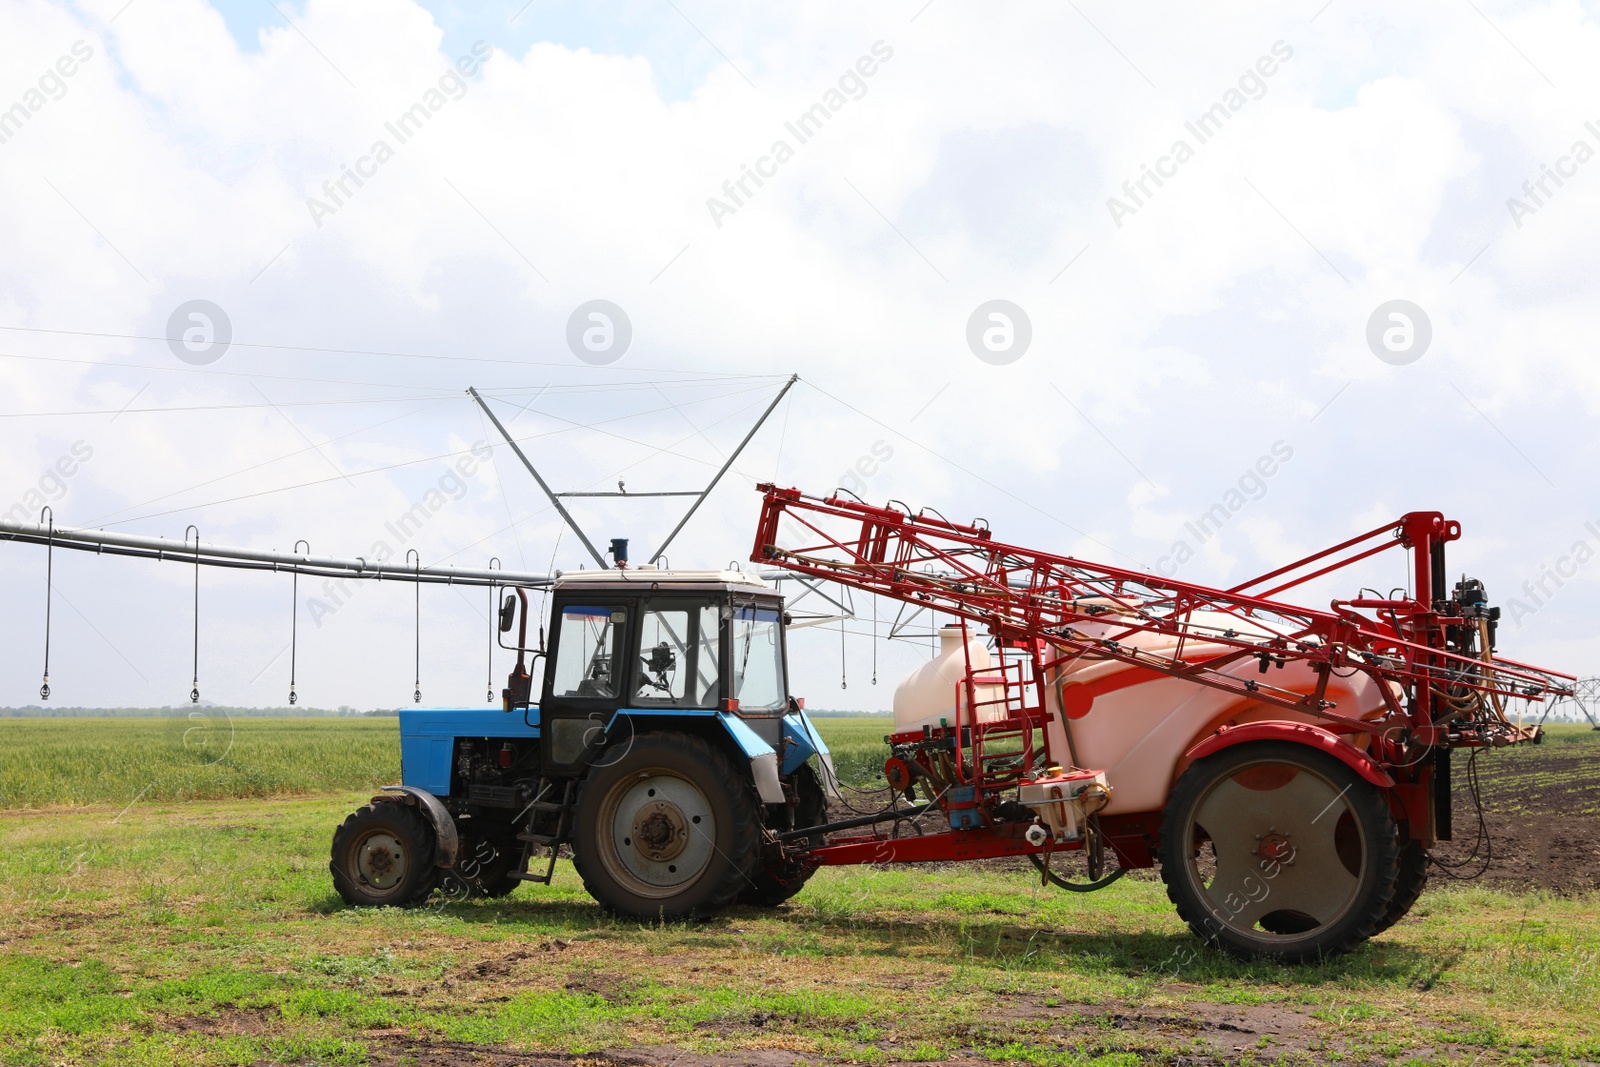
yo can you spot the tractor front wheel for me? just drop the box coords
[572,731,760,921]
[329,801,441,908]
[1158,741,1400,963]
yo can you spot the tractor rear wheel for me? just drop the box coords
[1158,741,1400,963]
[329,801,441,908]
[1373,840,1429,934]
[572,731,760,921]
[741,764,827,907]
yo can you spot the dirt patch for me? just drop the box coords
[1432,747,1600,894]
[368,1040,648,1066]
[456,941,570,981]
[161,1006,280,1038]
[367,1039,802,1067]
[157,1000,1475,1067]
[1433,807,1600,893]
[363,1012,1348,1067]
[564,969,634,1002]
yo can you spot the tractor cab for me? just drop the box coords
[496,566,796,777]
[505,567,797,779]
[332,559,834,921]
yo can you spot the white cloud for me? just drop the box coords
[1,0,1597,709]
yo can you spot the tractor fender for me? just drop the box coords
[1183,721,1395,789]
[715,713,787,805]
[380,785,460,867]
[782,711,841,799]
[607,709,787,805]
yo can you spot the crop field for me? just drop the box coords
[0,718,1597,1066]
[0,715,897,810]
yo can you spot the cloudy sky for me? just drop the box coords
[1,0,1597,713]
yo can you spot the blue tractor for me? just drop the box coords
[329,564,836,919]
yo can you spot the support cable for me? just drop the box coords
[840,613,847,690]
[650,374,798,563]
[408,549,422,704]
[290,540,308,706]
[487,557,501,703]
[40,506,53,701]
[186,524,200,703]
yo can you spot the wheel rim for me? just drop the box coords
[354,830,409,894]
[595,771,717,899]
[1182,758,1368,943]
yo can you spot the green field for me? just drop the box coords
[0,719,1597,1065]
[0,714,896,810]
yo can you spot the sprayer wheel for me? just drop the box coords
[1158,741,1400,963]
[1373,840,1429,934]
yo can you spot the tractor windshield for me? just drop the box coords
[730,605,785,712]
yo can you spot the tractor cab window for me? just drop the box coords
[635,609,688,703]
[634,605,720,707]
[553,605,625,698]
[730,605,785,712]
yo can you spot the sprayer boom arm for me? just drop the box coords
[751,485,1572,745]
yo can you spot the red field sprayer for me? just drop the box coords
[751,484,1575,961]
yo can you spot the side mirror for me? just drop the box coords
[499,593,517,633]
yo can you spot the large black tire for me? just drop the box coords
[572,731,761,921]
[741,764,827,907]
[1373,840,1429,935]
[330,801,441,908]
[1158,741,1400,963]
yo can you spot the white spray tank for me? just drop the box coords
[892,625,1008,734]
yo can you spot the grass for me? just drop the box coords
[1,794,1598,1065]
[0,719,1596,1064]
[0,714,897,810]
[0,716,401,809]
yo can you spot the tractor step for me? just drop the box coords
[511,839,562,884]
[509,865,556,884]
[508,780,577,887]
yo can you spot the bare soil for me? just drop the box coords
[354,997,1484,1067]
[1433,748,1600,893]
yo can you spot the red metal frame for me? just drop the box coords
[757,484,1575,868]
[1184,721,1395,788]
